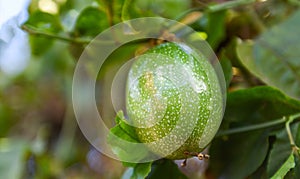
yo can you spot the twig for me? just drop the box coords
[217,113,300,137]
[21,25,90,44]
[285,114,300,154]
[21,25,118,45]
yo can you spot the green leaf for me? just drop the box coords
[107,111,155,165]
[236,40,257,69]
[109,111,157,178]
[210,130,269,179]
[271,153,295,179]
[267,123,299,177]
[24,11,62,55]
[206,10,226,49]
[122,162,152,179]
[147,159,187,179]
[220,52,233,89]
[110,111,139,142]
[73,6,109,37]
[237,10,300,100]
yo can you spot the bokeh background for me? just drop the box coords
[1,0,299,178]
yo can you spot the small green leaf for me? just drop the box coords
[237,10,300,100]
[107,111,155,165]
[267,123,299,177]
[110,111,139,142]
[109,111,156,178]
[276,152,300,179]
[271,153,295,179]
[73,6,109,37]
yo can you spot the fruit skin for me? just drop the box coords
[126,42,223,160]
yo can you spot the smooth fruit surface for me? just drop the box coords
[126,42,223,160]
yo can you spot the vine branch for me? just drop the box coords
[21,25,90,44]
[21,25,118,45]
[285,114,300,154]
[217,113,300,137]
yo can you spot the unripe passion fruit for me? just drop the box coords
[125,42,223,160]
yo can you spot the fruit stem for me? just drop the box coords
[217,113,300,137]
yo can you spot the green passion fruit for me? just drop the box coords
[125,42,223,160]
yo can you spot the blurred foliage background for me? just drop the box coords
[1,0,300,178]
